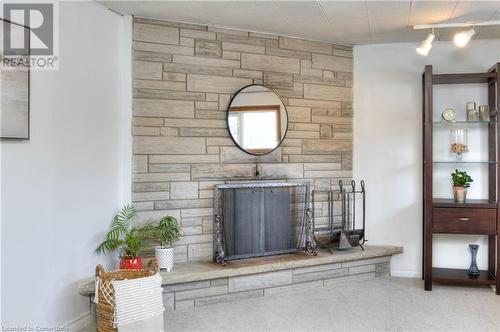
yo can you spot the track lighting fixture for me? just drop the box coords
[413,20,500,54]
[416,31,435,56]
[454,28,476,47]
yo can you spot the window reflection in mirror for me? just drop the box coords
[227,85,288,155]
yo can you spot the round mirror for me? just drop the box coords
[227,85,288,156]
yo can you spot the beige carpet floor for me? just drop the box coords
[82,277,500,331]
[163,277,500,332]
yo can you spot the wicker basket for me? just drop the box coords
[95,259,158,332]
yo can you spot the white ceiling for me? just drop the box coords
[99,1,500,45]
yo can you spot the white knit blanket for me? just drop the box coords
[111,273,164,330]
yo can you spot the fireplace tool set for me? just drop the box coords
[307,180,366,254]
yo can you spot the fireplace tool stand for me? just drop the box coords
[309,189,336,254]
[310,180,366,252]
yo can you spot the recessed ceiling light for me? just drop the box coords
[416,32,435,56]
[454,28,476,47]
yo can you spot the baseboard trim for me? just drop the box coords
[391,270,421,278]
[66,311,92,332]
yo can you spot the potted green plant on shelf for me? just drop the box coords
[141,216,183,272]
[95,205,145,269]
[451,169,473,203]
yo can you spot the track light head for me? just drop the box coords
[454,28,475,47]
[416,32,435,56]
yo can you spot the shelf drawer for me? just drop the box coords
[432,208,497,234]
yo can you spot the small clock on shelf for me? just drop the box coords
[441,107,456,122]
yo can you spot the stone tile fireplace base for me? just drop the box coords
[164,248,398,310]
[79,245,402,311]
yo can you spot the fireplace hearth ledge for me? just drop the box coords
[79,245,402,309]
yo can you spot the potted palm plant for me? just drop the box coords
[451,169,473,203]
[152,216,182,271]
[95,205,145,269]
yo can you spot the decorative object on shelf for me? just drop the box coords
[479,105,490,121]
[467,244,480,278]
[141,215,183,272]
[95,205,146,270]
[449,128,469,160]
[466,102,479,121]
[441,107,456,122]
[94,259,163,332]
[451,169,473,203]
[227,84,288,156]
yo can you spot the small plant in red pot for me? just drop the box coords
[95,205,144,269]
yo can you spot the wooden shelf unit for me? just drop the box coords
[432,268,496,286]
[432,198,497,209]
[422,63,500,294]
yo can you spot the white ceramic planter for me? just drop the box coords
[155,246,174,272]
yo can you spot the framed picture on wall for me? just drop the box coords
[0,18,30,140]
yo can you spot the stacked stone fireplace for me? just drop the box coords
[131,17,353,263]
[80,16,403,315]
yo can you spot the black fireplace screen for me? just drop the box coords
[214,182,310,263]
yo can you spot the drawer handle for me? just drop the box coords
[458,217,470,221]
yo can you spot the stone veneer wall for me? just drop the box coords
[131,17,353,262]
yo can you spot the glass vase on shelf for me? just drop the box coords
[450,128,468,160]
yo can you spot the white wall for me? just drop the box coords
[1,2,131,327]
[353,39,500,277]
